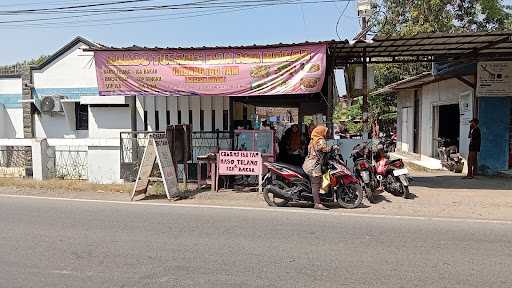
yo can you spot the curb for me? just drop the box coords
[403,159,441,173]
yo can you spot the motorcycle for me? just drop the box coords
[351,142,381,204]
[436,138,464,173]
[262,146,363,209]
[374,146,411,199]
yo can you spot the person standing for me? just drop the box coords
[465,118,481,179]
[302,125,331,210]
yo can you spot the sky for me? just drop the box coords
[0,0,362,94]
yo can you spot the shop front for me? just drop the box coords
[89,42,337,180]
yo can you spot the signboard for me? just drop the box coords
[94,44,326,96]
[477,62,512,97]
[217,150,262,192]
[131,133,179,201]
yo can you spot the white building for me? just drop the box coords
[0,37,231,183]
[381,63,512,175]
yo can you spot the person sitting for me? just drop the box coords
[302,125,331,210]
[285,124,304,166]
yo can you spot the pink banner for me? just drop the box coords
[218,150,262,175]
[94,44,326,96]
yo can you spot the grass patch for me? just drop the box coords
[0,177,132,193]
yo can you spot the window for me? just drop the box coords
[189,110,193,127]
[144,111,148,131]
[177,110,182,124]
[75,104,88,130]
[155,111,160,131]
[200,110,205,131]
[166,111,170,126]
[212,110,216,131]
[223,109,229,131]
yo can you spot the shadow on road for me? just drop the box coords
[411,174,512,191]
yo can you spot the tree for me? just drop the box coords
[375,0,512,37]
[0,55,49,71]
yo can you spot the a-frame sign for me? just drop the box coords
[130,133,179,201]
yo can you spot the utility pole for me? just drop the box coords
[361,15,369,139]
[357,0,374,139]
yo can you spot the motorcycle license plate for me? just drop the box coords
[393,168,408,176]
[360,171,370,183]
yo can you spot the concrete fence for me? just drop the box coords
[0,138,122,183]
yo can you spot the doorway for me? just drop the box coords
[509,101,512,168]
[413,91,420,153]
[437,104,460,149]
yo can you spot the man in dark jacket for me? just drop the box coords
[465,118,481,179]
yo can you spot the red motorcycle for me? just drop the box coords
[262,146,363,209]
[374,145,411,199]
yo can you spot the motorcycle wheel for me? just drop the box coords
[263,180,290,207]
[401,184,411,199]
[337,184,363,209]
[454,163,464,173]
[365,185,376,204]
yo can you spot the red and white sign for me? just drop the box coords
[218,150,262,175]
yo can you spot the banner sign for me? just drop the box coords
[477,61,512,97]
[94,44,326,96]
[218,150,262,175]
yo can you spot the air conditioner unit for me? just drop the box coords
[41,96,63,113]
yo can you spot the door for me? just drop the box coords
[413,91,420,153]
[432,105,439,158]
[401,107,413,152]
[459,91,473,158]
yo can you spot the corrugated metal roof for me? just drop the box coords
[85,40,341,51]
[333,31,512,65]
[84,31,512,66]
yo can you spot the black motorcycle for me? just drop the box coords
[351,142,381,204]
[436,138,464,173]
[262,146,363,209]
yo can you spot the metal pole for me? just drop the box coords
[361,16,370,140]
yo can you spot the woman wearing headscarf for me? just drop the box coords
[302,125,331,210]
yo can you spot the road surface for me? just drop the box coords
[1,195,511,288]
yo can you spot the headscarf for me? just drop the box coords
[310,125,328,147]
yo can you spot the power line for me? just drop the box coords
[335,0,351,40]
[0,0,349,15]
[0,0,352,27]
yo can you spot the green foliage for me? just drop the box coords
[360,0,512,131]
[333,98,371,134]
[374,0,512,37]
[0,55,49,70]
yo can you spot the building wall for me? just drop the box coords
[0,77,23,138]
[32,43,97,89]
[88,106,131,139]
[420,78,472,157]
[31,42,98,139]
[478,97,511,174]
[396,90,414,153]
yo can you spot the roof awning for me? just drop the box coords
[371,72,435,96]
[332,31,512,66]
[85,31,512,67]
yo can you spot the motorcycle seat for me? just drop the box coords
[386,159,401,165]
[272,162,309,179]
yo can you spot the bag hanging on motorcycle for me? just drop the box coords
[321,171,330,193]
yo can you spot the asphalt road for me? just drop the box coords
[1,196,512,288]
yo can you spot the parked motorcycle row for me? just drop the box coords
[261,139,412,209]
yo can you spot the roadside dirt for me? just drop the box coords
[1,171,511,221]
